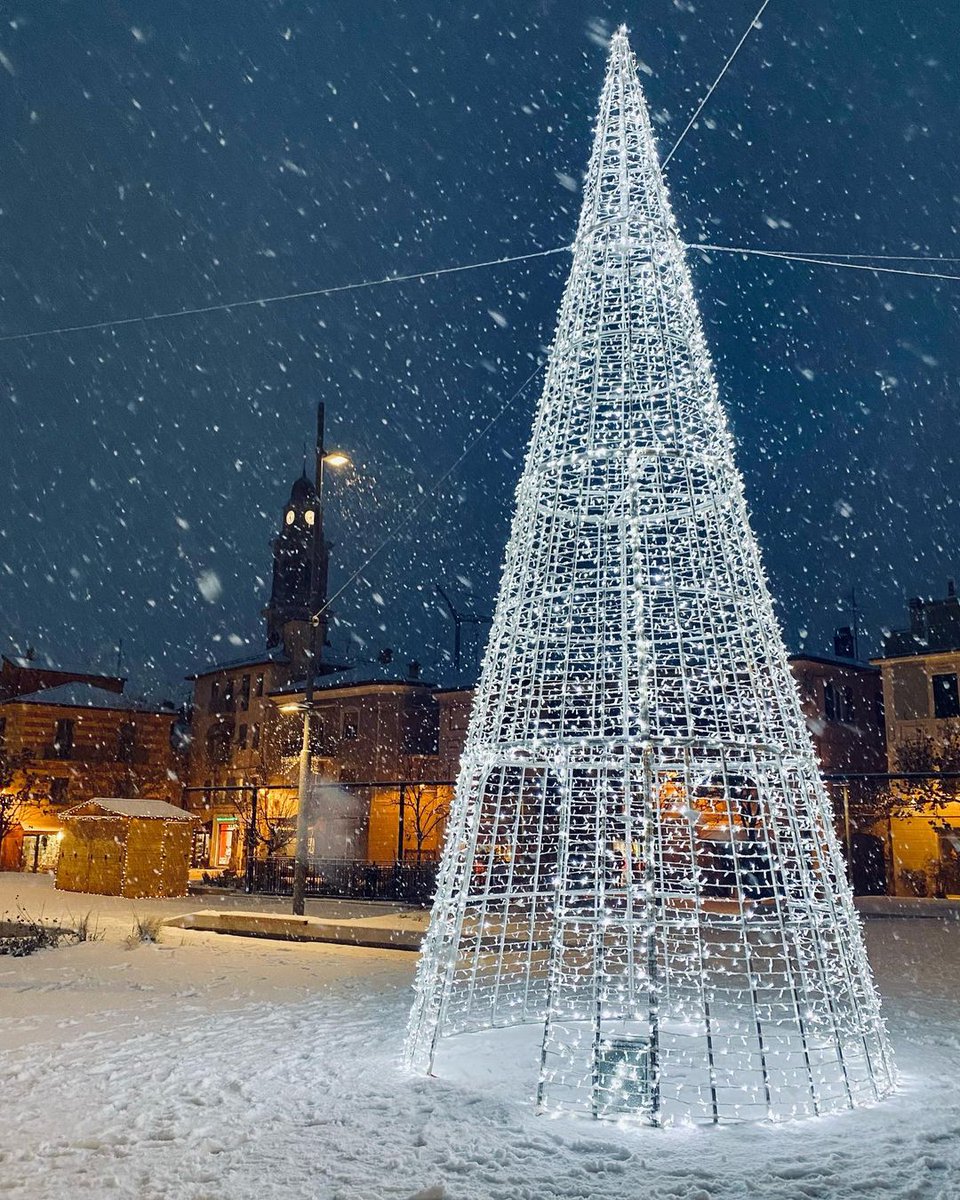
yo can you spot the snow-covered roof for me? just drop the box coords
[3,682,167,712]
[186,648,291,680]
[272,661,435,697]
[2,653,125,681]
[787,652,879,672]
[64,798,196,821]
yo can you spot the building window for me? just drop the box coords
[250,723,260,751]
[50,777,69,804]
[824,682,853,723]
[0,717,6,750]
[255,673,264,698]
[206,723,232,767]
[209,680,220,714]
[342,710,359,741]
[309,718,325,755]
[933,673,960,719]
[117,722,136,764]
[240,674,251,712]
[223,678,235,712]
[52,719,74,760]
[237,723,248,750]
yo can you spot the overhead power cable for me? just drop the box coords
[691,242,960,283]
[3,237,957,348]
[0,245,569,345]
[662,0,773,168]
[312,362,545,627]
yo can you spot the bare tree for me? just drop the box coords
[398,784,450,864]
[0,749,35,866]
[230,786,298,862]
[888,728,960,815]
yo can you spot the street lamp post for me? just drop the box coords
[291,446,351,916]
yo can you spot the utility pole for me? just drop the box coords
[292,405,351,916]
[244,786,259,894]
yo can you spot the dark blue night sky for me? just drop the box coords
[1,1,957,698]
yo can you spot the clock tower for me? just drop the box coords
[263,405,331,669]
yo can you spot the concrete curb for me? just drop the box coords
[164,909,424,950]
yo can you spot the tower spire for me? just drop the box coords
[406,30,893,1124]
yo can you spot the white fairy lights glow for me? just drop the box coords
[405,27,894,1125]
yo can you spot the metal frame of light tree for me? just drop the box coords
[406,27,894,1124]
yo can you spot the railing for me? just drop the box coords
[251,857,438,904]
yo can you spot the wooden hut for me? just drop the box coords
[56,798,196,898]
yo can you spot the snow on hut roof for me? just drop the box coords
[64,798,197,821]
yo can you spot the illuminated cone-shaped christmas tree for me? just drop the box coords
[407,27,893,1124]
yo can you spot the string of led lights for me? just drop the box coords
[405,26,894,1126]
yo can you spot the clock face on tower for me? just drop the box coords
[285,510,295,525]
[304,509,316,526]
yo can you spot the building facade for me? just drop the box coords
[872,584,960,896]
[269,657,448,865]
[787,652,886,773]
[0,682,184,872]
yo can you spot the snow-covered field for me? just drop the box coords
[1,875,959,1200]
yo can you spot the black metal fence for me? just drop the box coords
[251,856,439,904]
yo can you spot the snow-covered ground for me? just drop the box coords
[1,875,958,1200]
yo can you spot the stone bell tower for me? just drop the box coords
[263,404,330,669]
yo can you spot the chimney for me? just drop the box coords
[378,647,394,665]
[833,627,855,659]
[948,578,957,599]
[408,660,421,681]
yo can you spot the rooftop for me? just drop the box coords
[787,652,879,672]
[186,648,290,680]
[2,654,125,682]
[64,798,196,822]
[3,682,171,713]
[272,660,435,697]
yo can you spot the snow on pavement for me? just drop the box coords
[1,877,959,1199]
